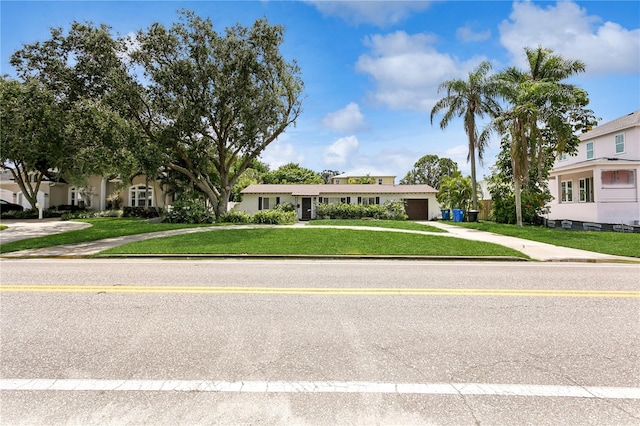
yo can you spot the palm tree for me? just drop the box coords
[430,61,501,210]
[484,46,591,227]
[503,47,587,184]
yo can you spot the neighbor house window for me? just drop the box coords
[586,142,594,159]
[69,187,92,208]
[561,181,573,202]
[615,134,625,154]
[558,153,568,161]
[579,177,594,202]
[378,178,383,185]
[130,185,153,207]
[601,170,635,187]
[334,179,340,184]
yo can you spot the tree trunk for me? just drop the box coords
[536,144,544,187]
[10,168,40,210]
[513,158,523,227]
[469,140,478,211]
[214,185,231,220]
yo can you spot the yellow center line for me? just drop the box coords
[0,285,638,298]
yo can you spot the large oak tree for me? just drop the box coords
[9,10,303,218]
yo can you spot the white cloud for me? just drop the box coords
[499,1,640,75]
[305,0,433,26]
[261,139,305,169]
[323,135,359,166]
[356,31,486,110]
[456,26,491,43]
[322,102,369,133]
[444,144,470,166]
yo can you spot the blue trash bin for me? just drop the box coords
[453,209,464,222]
[441,209,450,220]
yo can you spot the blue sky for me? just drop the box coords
[2,1,639,181]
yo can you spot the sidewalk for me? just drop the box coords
[1,219,638,263]
[424,221,639,263]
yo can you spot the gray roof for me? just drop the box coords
[581,110,640,140]
[241,184,437,196]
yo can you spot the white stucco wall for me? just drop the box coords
[235,192,440,220]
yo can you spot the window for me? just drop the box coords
[334,179,340,184]
[69,187,92,208]
[378,178,383,185]
[586,142,594,159]
[558,153,568,161]
[579,177,594,202]
[358,196,379,205]
[258,197,280,210]
[320,197,349,204]
[561,181,573,202]
[601,170,635,187]
[70,187,78,206]
[130,185,153,207]
[615,134,625,154]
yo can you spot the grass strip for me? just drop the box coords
[0,218,214,254]
[450,221,640,258]
[308,219,446,233]
[101,227,528,258]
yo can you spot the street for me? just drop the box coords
[1,259,639,425]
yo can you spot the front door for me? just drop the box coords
[301,197,312,220]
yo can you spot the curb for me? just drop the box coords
[93,254,530,261]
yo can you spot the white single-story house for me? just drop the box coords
[235,183,440,220]
[0,170,170,211]
[547,110,640,225]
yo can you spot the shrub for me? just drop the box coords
[164,199,214,224]
[220,211,251,224]
[274,202,296,212]
[0,209,36,220]
[251,210,297,225]
[315,201,407,220]
[491,189,550,225]
[123,207,161,219]
[61,210,123,220]
[382,200,408,220]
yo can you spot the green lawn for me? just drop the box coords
[0,218,215,254]
[308,219,446,233]
[450,221,640,258]
[101,227,527,258]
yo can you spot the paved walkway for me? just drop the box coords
[422,221,638,263]
[0,219,638,263]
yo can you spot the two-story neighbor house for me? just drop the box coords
[330,173,396,185]
[0,171,169,211]
[547,110,640,226]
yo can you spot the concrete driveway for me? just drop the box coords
[0,219,91,244]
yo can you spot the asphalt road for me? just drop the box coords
[1,259,639,425]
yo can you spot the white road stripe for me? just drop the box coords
[1,379,638,399]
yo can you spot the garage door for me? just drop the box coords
[405,199,429,220]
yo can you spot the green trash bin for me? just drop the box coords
[441,209,450,220]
